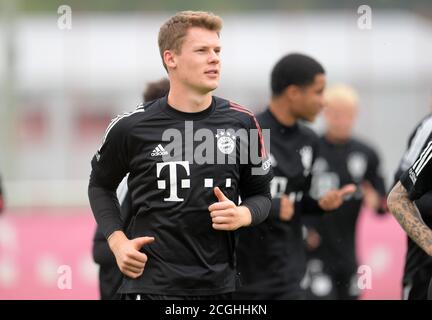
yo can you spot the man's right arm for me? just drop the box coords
[88,113,154,278]
[88,180,124,241]
[88,117,129,240]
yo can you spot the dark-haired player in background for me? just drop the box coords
[235,54,355,300]
[304,84,387,300]
[390,111,432,300]
[142,78,170,103]
[88,11,273,300]
[92,78,170,300]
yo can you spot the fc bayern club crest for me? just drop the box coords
[216,131,236,155]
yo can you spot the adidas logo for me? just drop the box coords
[151,144,169,157]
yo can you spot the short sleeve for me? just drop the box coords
[239,113,273,198]
[400,141,432,201]
[90,114,131,191]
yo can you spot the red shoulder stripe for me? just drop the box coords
[229,102,267,158]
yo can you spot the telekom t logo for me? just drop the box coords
[157,161,191,202]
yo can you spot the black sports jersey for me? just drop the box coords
[308,136,386,272]
[394,114,432,298]
[88,96,273,295]
[236,108,321,296]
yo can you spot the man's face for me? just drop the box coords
[323,98,357,140]
[170,27,221,94]
[293,74,326,122]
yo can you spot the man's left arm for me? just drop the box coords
[237,115,273,227]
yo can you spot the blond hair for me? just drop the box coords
[325,84,359,106]
[158,11,223,70]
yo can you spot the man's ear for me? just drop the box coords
[284,85,301,101]
[163,50,177,70]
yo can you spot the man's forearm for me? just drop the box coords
[388,181,432,256]
[88,183,124,239]
[267,197,282,220]
[241,194,271,226]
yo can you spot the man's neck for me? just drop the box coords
[269,97,297,127]
[167,82,213,113]
[325,132,349,145]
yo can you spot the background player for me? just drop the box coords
[304,84,387,300]
[235,54,356,300]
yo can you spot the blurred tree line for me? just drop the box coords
[14,0,432,13]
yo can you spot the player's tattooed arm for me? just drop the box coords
[388,181,432,256]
